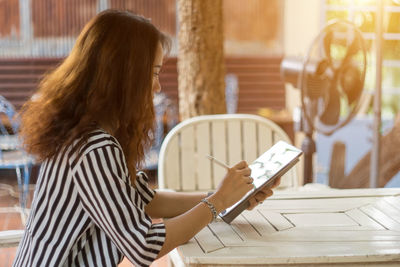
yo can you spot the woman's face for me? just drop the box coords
[152,42,164,94]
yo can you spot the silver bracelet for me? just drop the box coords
[201,198,218,222]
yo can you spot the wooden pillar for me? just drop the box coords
[177,0,226,120]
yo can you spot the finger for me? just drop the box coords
[254,193,264,203]
[271,177,281,189]
[245,176,254,184]
[256,188,273,201]
[245,183,255,193]
[233,160,248,170]
[259,184,271,193]
[238,167,252,177]
[260,186,274,195]
[247,198,257,210]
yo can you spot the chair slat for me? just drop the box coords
[181,126,196,191]
[163,135,181,190]
[272,131,295,188]
[211,121,227,188]
[258,124,273,153]
[196,122,212,190]
[227,120,242,166]
[243,121,258,163]
[280,169,295,188]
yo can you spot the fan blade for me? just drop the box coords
[304,60,331,100]
[340,63,363,105]
[323,31,333,60]
[319,82,341,126]
[339,32,360,71]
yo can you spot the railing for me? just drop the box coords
[0,56,286,113]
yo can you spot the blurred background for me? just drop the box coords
[1,0,400,265]
[1,0,399,186]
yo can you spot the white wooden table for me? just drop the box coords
[173,188,400,267]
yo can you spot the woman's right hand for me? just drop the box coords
[208,161,254,212]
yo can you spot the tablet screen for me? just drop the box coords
[250,140,302,189]
[220,141,302,217]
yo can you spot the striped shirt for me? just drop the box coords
[13,130,166,267]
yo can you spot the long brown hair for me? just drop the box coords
[20,9,170,177]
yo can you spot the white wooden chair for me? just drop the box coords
[158,114,299,192]
[0,229,24,248]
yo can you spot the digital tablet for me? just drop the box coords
[219,140,303,224]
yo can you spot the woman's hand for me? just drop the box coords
[247,177,281,210]
[208,161,254,212]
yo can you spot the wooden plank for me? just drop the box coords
[285,225,385,231]
[177,238,206,263]
[329,141,346,188]
[0,65,54,72]
[0,90,35,96]
[345,208,385,230]
[271,188,400,200]
[225,56,283,64]
[194,226,224,253]
[230,214,261,241]
[226,120,241,166]
[373,199,400,224]
[266,229,400,242]
[163,134,181,190]
[196,122,212,190]
[180,241,400,266]
[181,126,196,191]
[0,74,40,80]
[284,212,359,227]
[208,221,243,246]
[242,121,258,163]
[235,74,282,82]
[361,205,400,231]
[383,196,400,212]
[261,197,379,213]
[242,209,277,236]
[0,58,62,64]
[257,210,293,231]
[211,121,227,188]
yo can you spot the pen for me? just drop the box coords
[205,155,229,169]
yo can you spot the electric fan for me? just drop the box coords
[281,20,368,183]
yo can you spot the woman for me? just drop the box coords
[13,10,278,267]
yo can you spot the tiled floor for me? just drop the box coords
[0,173,168,267]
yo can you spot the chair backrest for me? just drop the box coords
[158,114,298,192]
[0,95,19,135]
[0,230,24,248]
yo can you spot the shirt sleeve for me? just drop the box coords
[72,144,165,267]
[134,171,156,205]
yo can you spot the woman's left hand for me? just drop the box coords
[247,177,281,210]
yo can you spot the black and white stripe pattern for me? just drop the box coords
[13,130,165,267]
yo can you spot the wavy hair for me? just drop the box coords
[20,9,170,178]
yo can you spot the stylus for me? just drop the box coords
[205,155,229,169]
